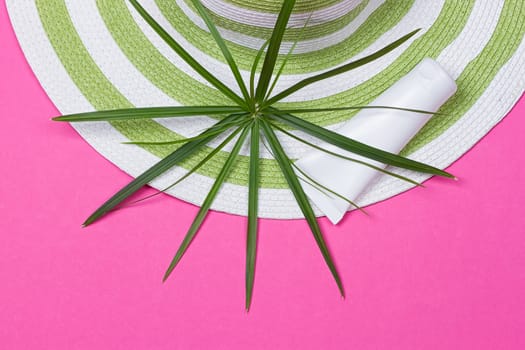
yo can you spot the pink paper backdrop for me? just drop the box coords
[1,3,524,349]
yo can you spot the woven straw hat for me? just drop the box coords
[7,0,525,218]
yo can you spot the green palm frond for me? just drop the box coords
[54,0,454,310]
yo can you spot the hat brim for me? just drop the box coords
[7,0,525,218]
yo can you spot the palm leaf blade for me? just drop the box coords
[268,111,454,178]
[53,106,245,122]
[270,122,422,187]
[82,114,245,226]
[250,39,271,100]
[163,125,251,281]
[260,120,345,297]
[264,13,312,101]
[190,0,250,101]
[246,121,260,311]
[275,105,440,116]
[291,163,367,214]
[254,0,296,102]
[264,29,420,105]
[121,123,249,207]
[128,0,246,107]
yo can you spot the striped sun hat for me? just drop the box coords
[7,0,525,218]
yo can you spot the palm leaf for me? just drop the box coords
[246,121,260,311]
[118,122,250,208]
[269,122,422,187]
[274,105,441,116]
[265,12,312,101]
[291,162,367,214]
[250,39,270,101]
[261,138,367,214]
[190,0,251,102]
[260,120,344,297]
[263,29,420,106]
[82,113,246,226]
[267,110,454,178]
[254,0,296,102]
[163,125,251,281]
[53,106,245,122]
[128,0,247,108]
[50,0,458,309]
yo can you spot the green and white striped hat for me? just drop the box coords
[7,0,525,218]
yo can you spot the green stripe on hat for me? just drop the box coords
[404,0,525,155]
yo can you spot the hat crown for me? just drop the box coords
[203,0,367,48]
[228,0,364,12]
[209,0,366,16]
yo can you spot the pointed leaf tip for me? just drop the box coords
[161,126,251,286]
[260,121,345,298]
[162,273,169,283]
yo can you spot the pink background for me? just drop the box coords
[1,2,524,349]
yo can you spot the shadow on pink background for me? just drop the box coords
[1,2,524,349]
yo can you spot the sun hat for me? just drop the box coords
[7,0,525,219]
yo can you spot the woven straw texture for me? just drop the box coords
[7,0,525,218]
